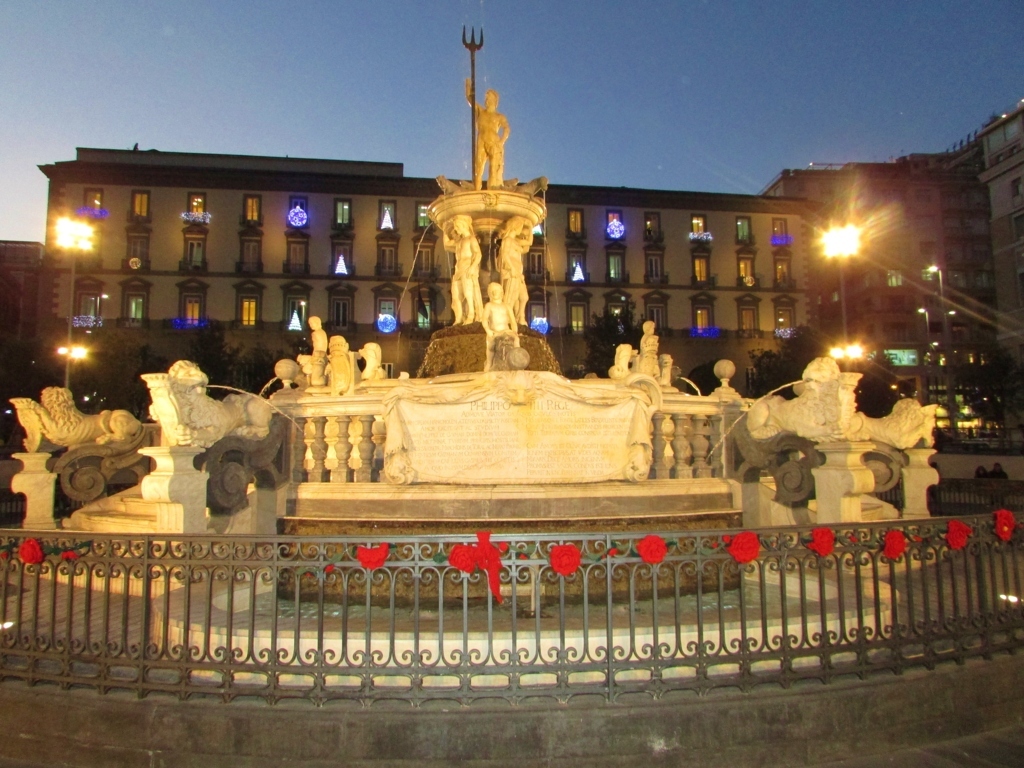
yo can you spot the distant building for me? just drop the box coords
[762,152,996,425]
[0,240,44,338]
[977,100,1024,355]
[38,148,814,391]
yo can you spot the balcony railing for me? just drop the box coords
[774,277,796,290]
[178,259,207,273]
[236,260,263,274]
[121,258,150,272]
[375,263,405,278]
[0,515,1020,706]
[691,275,717,288]
[565,268,590,283]
[644,272,669,285]
[282,260,310,275]
[605,270,629,284]
[525,269,549,284]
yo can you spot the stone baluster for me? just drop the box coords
[671,414,693,479]
[291,416,308,483]
[354,415,376,483]
[691,415,711,478]
[371,418,387,482]
[331,416,352,483]
[650,413,666,479]
[309,416,328,483]
[659,415,675,478]
[708,415,723,478]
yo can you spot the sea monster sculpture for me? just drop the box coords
[10,387,143,452]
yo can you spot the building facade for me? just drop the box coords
[0,240,44,339]
[38,148,813,391]
[763,153,997,425]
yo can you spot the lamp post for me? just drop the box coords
[927,265,957,435]
[55,217,94,389]
[822,225,861,341]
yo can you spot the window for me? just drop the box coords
[646,252,662,281]
[334,199,352,228]
[691,215,707,234]
[333,244,352,276]
[183,295,203,325]
[240,297,259,327]
[738,256,754,282]
[694,306,712,330]
[379,201,396,230]
[84,189,103,211]
[607,252,623,281]
[975,270,994,288]
[131,190,150,219]
[528,302,546,326]
[886,270,903,287]
[527,250,544,278]
[78,293,100,317]
[378,246,398,276]
[1013,212,1024,241]
[532,221,544,237]
[568,208,584,236]
[287,196,308,227]
[644,212,661,240]
[1012,178,1022,199]
[740,306,757,331]
[126,294,146,322]
[285,297,307,330]
[416,203,431,229]
[186,239,204,267]
[378,298,397,319]
[330,297,351,328]
[568,251,587,282]
[287,240,308,271]
[775,307,794,330]
[693,255,709,283]
[774,258,791,286]
[735,216,752,244]
[240,240,261,272]
[949,270,967,288]
[127,235,149,263]
[570,303,586,333]
[417,296,432,329]
[605,210,625,239]
[647,304,665,330]
[243,195,261,223]
[188,193,206,214]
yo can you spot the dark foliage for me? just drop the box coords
[582,304,643,376]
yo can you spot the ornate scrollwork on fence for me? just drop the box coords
[197,415,288,515]
[51,424,157,503]
[729,416,823,505]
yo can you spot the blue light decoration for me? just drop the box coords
[689,232,713,243]
[690,326,721,338]
[75,207,109,220]
[606,216,625,240]
[72,315,103,328]
[180,212,212,225]
[334,255,349,275]
[376,313,398,333]
[287,310,303,331]
[571,263,586,282]
[171,317,209,330]
[287,205,308,228]
[771,234,794,247]
[774,327,797,339]
[529,317,550,334]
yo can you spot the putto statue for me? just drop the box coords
[10,387,143,452]
[746,357,861,443]
[637,321,661,377]
[608,344,635,381]
[849,398,939,450]
[481,282,525,372]
[142,361,272,449]
[466,84,510,190]
[358,343,387,382]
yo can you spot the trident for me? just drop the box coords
[462,25,483,186]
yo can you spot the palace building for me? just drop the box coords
[38,148,813,390]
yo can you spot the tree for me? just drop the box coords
[746,327,824,398]
[853,353,901,418]
[582,304,643,377]
[186,324,239,392]
[954,347,1024,427]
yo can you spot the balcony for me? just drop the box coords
[691,275,717,288]
[178,259,207,273]
[605,270,629,284]
[116,317,149,329]
[525,269,550,285]
[238,215,263,227]
[282,260,310,275]
[413,265,438,280]
[565,228,587,243]
[229,320,265,331]
[736,275,760,288]
[689,326,723,339]
[736,329,765,339]
[126,212,151,225]
[121,258,150,272]
[565,267,590,283]
[774,277,796,290]
[644,272,669,285]
[688,232,713,245]
[643,230,664,244]
[235,260,263,275]
[375,263,405,278]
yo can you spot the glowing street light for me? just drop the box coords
[55,216,95,388]
[57,346,87,360]
[822,224,861,341]
[829,344,864,360]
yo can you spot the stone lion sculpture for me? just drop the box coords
[142,360,272,449]
[746,357,861,443]
[848,399,939,450]
[10,387,142,452]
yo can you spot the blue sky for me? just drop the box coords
[0,0,1021,242]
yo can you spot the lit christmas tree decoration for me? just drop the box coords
[334,255,349,275]
[288,310,303,331]
[571,263,585,282]
[380,208,394,230]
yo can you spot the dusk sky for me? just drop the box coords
[0,0,1021,243]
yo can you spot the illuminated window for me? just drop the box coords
[568,251,587,282]
[417,297,432,329]
[772,218,787,237]
[243,195,261,223]
[186,239,204,267]
[740,306,757,331]
[774,258,791,284]
[693,256,709,282]
[286,297,307,329]
[416,203,431,229]
[379,201,396,230]
[333,244,351,275]
[78,294,100,317]
[568,208,584,235]
[694,306,712,330]
[131,190,150,219]
[691,215,707,234]
[126,294,145,321]
[738,256,754,280]
[776,307,794,329]
[84,188,103,210]
[188,193,206,214]
[378,298,397,319]
[183,295,203,325]
[607,252,623,281]
[736,216,752,244]
[240,297,258,327]
[334,199,351,227]
[644,212,661,240]
[886,270,904,287]
[606,210,625,239]
[570,304,586,332]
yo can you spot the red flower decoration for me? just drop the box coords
[637,535,668,564]
[18,538,44,565]
[604,547,619,559]
[324,563,336,574]
[726,532,760,564]
[945,520,972,551]
[356,543,389,570]
[994,510,1016,542]
[883,530,907,561]
[549,544,582,576]
[0,551,8,560]
[60,550,79,561]
[807,528,835,558]
[448,543,477,573]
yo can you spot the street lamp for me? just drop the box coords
[829,344,864,360]
[55,217,94,389]
[926,265,957,434]
[822,225,861,341]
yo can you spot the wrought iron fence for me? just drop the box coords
[0,516,1022,706]
[0,491,24,528]
[929,479,1024,517]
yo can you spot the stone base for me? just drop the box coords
[416,322,561,377]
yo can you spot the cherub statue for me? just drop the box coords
[481,282,521,372]
[637,320,661,377]
[466,84,510,190]
[444,214,483,325]
[608,344,636,381]
[308,316,328,387]
[328,335,354,396]
[10,387,143,452]
[496,215,533,326]
[358,343,387,381]
[142,361,272,448]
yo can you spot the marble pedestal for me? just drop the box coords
[10,452,57,530]
[901,447,939,519]
[811,442,876,524]
[139,447,209,533]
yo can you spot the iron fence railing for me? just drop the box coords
[0,491,24,528]
[0,516,1022,706]
[929,479,1024,517]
